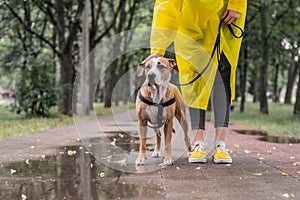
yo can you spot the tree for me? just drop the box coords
[294,61,300,115]
[3,0,85,115]
[0,1,58,116]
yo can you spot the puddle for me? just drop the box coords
[234,129,268,136]
[259,135,300,144]
[0,145,165,200]
[234,129,300,144]
[90,131,154,152]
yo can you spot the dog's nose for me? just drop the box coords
[148,72,156,79]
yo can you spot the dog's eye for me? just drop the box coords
[145,65,151,69]
[157,64,166,69]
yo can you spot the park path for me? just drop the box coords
[0,109,299,199]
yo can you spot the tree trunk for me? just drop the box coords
[272,63,279,102]
[81,0,90,115]
[259,2,269,114]
[240,47,248,113]
[59,52,74,115]
[293,68,300,115]
[56,0,84,115]
[89,40,95,110]
[284,53,299,104]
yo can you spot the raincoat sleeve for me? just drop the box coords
[150,0,183,55]
[227,0,247,13]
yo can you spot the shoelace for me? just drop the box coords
[193,144,206,152]
[216,145,229,154]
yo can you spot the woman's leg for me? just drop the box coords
[189,107,206,142]
[211,53,232,163]
[188,107,208,163]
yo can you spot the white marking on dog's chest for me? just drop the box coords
[146,86,167,125]
[146,106,166,125]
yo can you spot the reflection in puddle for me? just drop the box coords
[82,131,162,173]
[234,129,300,144]
[234,129,268,136]
[0,145,165,200]
[260,135,300,144]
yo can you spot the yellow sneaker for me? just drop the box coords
[213,141,232,164]
[188,142,207,163]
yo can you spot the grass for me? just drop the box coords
[229,102,300,136]
[0,106,74,140]
[1,100,299,141]
[0,102,135,141]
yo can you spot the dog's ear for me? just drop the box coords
[168,59,178,72]
[136,63,145,77]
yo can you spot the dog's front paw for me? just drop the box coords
[163,159,174,166]
[135,156,147,166]
[151,151,161,158]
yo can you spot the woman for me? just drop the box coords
[143,0,247,163]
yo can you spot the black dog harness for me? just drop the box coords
[138,90,175,129]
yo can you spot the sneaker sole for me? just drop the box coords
[213,157,232,164]
[188,157,207,163]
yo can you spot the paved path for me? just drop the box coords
[0,109,299,199]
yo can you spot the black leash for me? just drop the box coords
[171,17,244,86]
[138,90,176,129]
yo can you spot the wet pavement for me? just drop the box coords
[0,110,300,199]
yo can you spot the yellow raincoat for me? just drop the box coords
[150,0,247,109]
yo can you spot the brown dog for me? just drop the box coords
[135,57,191,166]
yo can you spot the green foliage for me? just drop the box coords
[231,102,300,136]
[11,54,59,117]
[0,106,73,140]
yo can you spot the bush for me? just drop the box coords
[12,54,59,117]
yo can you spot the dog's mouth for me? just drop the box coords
[147,80,159,88]
[147,77,156,86]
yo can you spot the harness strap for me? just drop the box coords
[138,90,176,129]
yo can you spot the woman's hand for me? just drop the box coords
[141,53,162,64]
[222,9,241,24]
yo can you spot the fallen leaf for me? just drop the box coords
[244,150,250,154]
[21,194,27,200]
[99,172,105,178]
[110,138,117,146]
[291,193,295,198]
[10,169,16,175]
[293,162,300,166]
[283,193,289,198]
[159,163,166,168]
[67,150,77,156]
[282,172,288,176]
[252,172,262,176]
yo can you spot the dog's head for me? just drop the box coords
[136,57,177,87]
